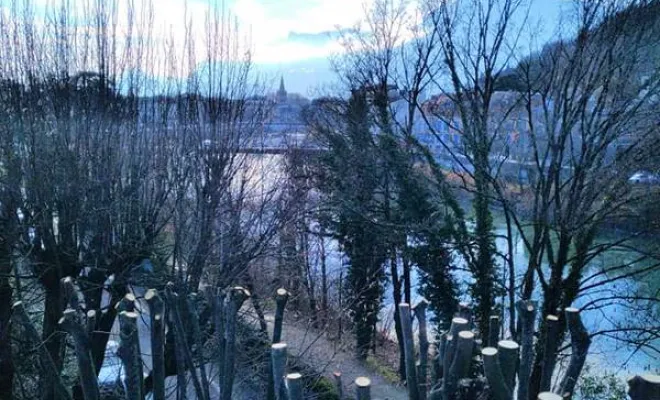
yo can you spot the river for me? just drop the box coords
[248,153,658,376]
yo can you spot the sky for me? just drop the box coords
[226,0,570,95]
[3,0,572,96]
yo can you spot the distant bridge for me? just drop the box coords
[238,146,327,155]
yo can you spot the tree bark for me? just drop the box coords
[558,308,591,399]
[0,274,13,399]
[482,347,512,400]
[627,374,660,400]
[390,253,406,381]
[399,303,420,400]
[145,289,166,400]
[59,309,99,400]
[355,377,372,400]
[517,300,537,400]
[12,301,71,400]
[118,311,143,400]
[414,300,430,400]
[539,315,560,393]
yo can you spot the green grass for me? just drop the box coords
[365,356,400,385]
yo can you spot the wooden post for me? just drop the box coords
[118,311,143,400]
[558,308,591,399]
[271,343,288,400]
[59,309,99,400]
[145,289,166,400]
[482,347,512,400]
[399,303,420,400]
[355,377,372,400]
[286,372,303,400]
[516,300,537,400]
[627,374,660,400]
[413,299,429,400]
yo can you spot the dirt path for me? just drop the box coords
[256,312,408,400]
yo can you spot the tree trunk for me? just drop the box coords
[319,232,328,315]
[402,255,411,305]
[0,275,13,399]
[42,286,65,400]
[399,303,419,400]
[471,134,496,339]
[390,254,406,381]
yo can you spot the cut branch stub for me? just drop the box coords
[286,372,303,400]
[164,282,206,400]
[497,340,520,392]
[432,334,446,385]
[399,303,420,400]
[117,311,143,400]
[273,288,289,344]
[443,330,475,399]
[355,376,372,400]
[442,334,454,383]
[187,292,211,400]
[332,371,344,400]
[444,317,468,379]
[457,302,472,328]
[558,308,591,399]
[145,289,166,400]
[61,276,80,311]
[413,299,430,400]
[627,374,660,400]
[488,315,500,347]
[539,314,560,393]
[516,300,537,400]
[269,288,289,400]
[482,347,511,400]
[221,286,251,400]
[59,309,99,400]
[537,393,562,400]
[86,310,96,337]
[271,343,288,400]
[449,317,469,338]
[451,331,475,380]
[115,293,136,313]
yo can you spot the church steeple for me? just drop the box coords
[277,76,287,101]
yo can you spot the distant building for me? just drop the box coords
[277,76,288,102]
[265,77,309,137]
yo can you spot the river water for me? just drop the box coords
[249,153,657,376]
[378,221,658,377]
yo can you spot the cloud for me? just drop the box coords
[287,31,339,46]
[231,0,372,63]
